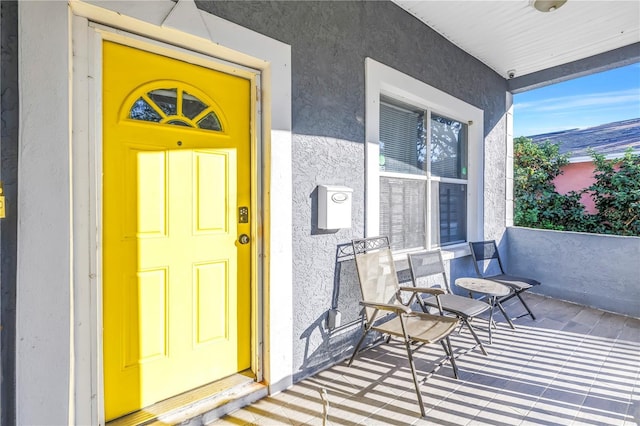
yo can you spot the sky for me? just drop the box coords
[513,62,640,138]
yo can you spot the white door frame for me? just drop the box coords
[17,1,293,424]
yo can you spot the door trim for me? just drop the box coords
[17,0,293,423]
[16,2,293,425]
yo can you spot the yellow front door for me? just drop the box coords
[102,41,252,420]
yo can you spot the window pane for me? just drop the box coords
[197,112,223,131]
[166,120,192,127]
[431,182,466,246]
[430,114,467,179]
[129,98,162,122]
[380,176,426,250]
[183,92,207,119]
[148,88,178,116]
[379,102,426,175]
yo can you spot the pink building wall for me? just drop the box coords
[553,161,597,213]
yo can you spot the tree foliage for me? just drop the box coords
[513,136,639,236]
[588,149,640,236]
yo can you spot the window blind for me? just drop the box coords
[379,102,425,175]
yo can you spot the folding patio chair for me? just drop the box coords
[408,250,490,355]
[468,240,541,320]
[349,236,460,418]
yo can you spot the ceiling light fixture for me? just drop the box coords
[531,0,567,12]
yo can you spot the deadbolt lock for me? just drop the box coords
[239,206,249,224]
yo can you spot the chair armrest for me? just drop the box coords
[398,286,446,315]
[398,286,445,296]
[409,310,459,325]
[360,301,411,315]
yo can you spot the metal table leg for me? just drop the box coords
[488,295,495,344]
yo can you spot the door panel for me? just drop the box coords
[126,269,168,365]
[194,261,229,344]
[103,41,251,420]
[194,151,229,233]
[128,148,168,237]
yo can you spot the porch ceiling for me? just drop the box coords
[392,0,640,79]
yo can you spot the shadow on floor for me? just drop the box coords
[213,293,640,426]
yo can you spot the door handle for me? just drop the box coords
[238,234,250,245]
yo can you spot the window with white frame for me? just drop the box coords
[379,98,468,250]
[365,58,483,254]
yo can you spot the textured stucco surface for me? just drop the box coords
[484,116,510,244]
[291,135,365,378]
[507,227,640,318]
[196,1,507,140]
[508,42,640,94]
[553,162,598,213]
[1,2,18,424]
[7,0,636,421]
[16,3,73,423]
[197,0,510,380]
[5,0,514,407]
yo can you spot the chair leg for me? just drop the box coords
[516,291,536,320]
[347,328,370,367]
[498,291,517,305]
[500,289,536,321]
[440,337,459,379]
[416,295,429,314]
[495,301,516,330]
[463,318,488,356]
[403,338,427,418]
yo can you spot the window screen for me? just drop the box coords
[380,176,426,251]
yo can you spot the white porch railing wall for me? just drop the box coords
[506,226,640,318]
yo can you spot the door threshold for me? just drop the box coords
[107,371,267,425]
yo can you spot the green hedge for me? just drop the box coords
[514,137,639,236]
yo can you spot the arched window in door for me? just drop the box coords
[124,82,226,132]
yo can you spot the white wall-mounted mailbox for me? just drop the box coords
[318,185,353,229]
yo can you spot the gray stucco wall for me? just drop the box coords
[1,1,18,424]
[197,1,510,381]
[0,0,513,406]
[507,227,640,318]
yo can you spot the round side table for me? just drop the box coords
[455,277,513,344]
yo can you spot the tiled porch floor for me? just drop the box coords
[211,294,640,425]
